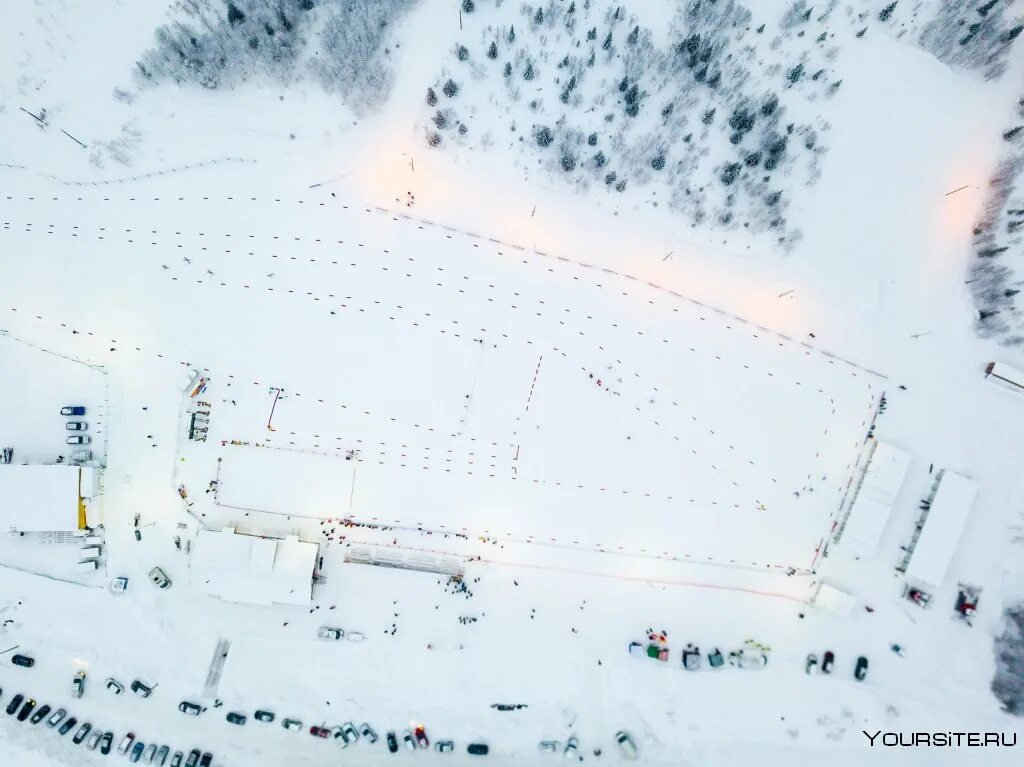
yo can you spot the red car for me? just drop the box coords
[309,725,331,739]
[414,725,430,749]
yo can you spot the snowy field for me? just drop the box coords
[2,0,1024,766]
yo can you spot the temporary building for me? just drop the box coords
[839,441,912,559]
[0,464,93,532]
[190,526,318,607]
[905,472,978,588]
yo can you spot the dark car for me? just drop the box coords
[226,711,246,725]
[467,743,490,756]
[61,406,86,416]
[199,753,213,767]
[99,732,114,755]
[170,752,183,767]
[58,716,78,736]
[130,741,145,763]
[821,650,835,674]
[130,680,154,698]
[6,693,24,715]
[386,731,399,753]
[72,722,92,744]
[185,749,201,767]
[178,701,203,715]
[11,654,35,668]
[17,698,36,721]
[254,710,275,723]
[309,725,331,738]
[414,725,429,749]
[854,656,869,681]
[156,745,170,765]
[29,704,51,724]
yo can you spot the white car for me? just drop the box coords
[65,421,88,431]
[615,731,638,759]
[402,730,416,751]
[105,678,124,695]
[72,671,86,698]
[86,729,103,750]
[728,649,768,669]
[282,718,302,731]
[359,723,378,743]
[118,733,135,755]
[335,722,359,747]
[539,741,560,752]
[317,626,343,640]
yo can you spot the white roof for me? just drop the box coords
[906,472,978,588]
[814,582,856,617]
[0,464,82,532]
[190,527,318,607]
[840,441,912,558]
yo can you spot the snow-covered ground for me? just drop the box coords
[2,1,1024,766]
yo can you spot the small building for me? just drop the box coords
[0,464,98,533]
[838,441,912,559]
[189,526,318,607]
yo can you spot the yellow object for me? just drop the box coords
[77,468,87,529]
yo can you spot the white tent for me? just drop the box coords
[906,472,978,588]
[839,441,912,558]
[190,527,318,607]
[0,464,83,532]
[814,582,856,617]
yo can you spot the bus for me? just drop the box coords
[984,361,1024,393]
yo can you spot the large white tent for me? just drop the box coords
[838,441,912,559]
[0,464,90,532]
[906,472,979,588]
[190,527,318,607]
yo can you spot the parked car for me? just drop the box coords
[72,722,92,744]
[539,741,560,752]
[46,708,66,728]
[70,450,92,462]
[226,711,246,725]
[184,749,200,767]
[254,709,275,723]
[854,656,869,681]
[336,721,359,747]
[282,718,302,731]
[435,741,455,752]
[402,730,416,750]
[728,649,768,669]
[144,744,157,762]
[11,654,35,668]
[155,745,170,765]
[110,577,129,593]
[130,741,145,763]
[414,725,430,749]
[86,729,102,750]
[346,631,366,642]
[199,754,213,767]
[564,736,579,760]
[72,670,86,697]
[309,725,331,738]
[66,421,88,431]
[359,722,378,743]
[178,700,203,715]
[66,435,91,445]
[805,653,818,674]
[130,680,154,698]
[61,406,86,416]
[821,650,835,674]
[105,678,124,695]
[169,751,183,767]
[100,732,114,755]
[118,732,136,755]
[29,704,51,724]
[317,626,343,640]
[467,743,490,755]
[58,716,78,736]
[6,693,24,715]
[148,567,172,589]
[16,698,36,721]
[615,731,638,759]
[386,731,399,753]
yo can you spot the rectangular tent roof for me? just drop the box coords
[190,527,318,607]
[839,441,912,559]
[0,464,82,532]
[906,472,978,588]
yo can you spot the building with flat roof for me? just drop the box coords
[189,526,318,607]
[0,464,97,533]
